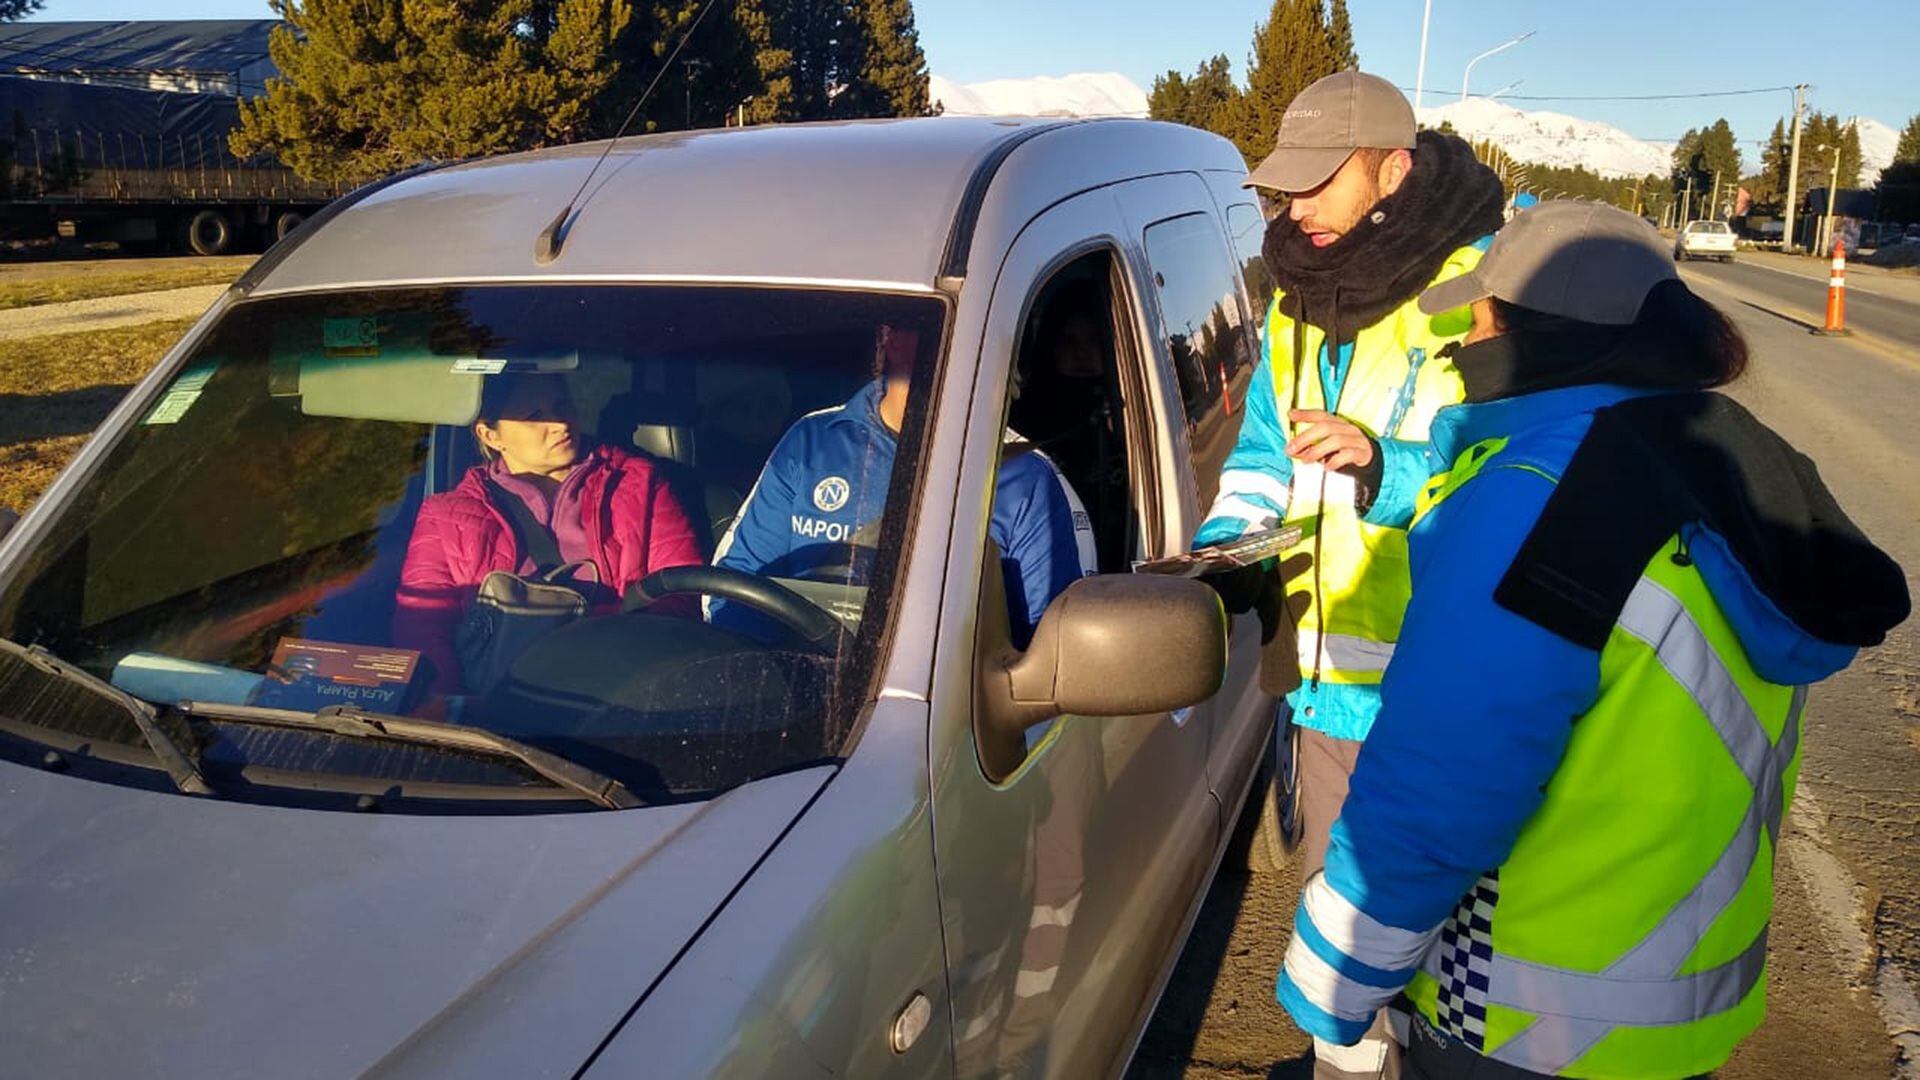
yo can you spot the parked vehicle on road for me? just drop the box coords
[1675,219,1737,262]
[0,117,1287,1077]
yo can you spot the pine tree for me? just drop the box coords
[1839,120,1862,189]
[1217,0,1338,166]
[234,0,633,183]
[0,0,40,19]
[1670,119,1741,213]
[1898,114,1920,165]
[837,0,933,119]
[1750,117,1789,207]
[1324,0,1357,71]
[755,0,851,120]
[1149,70,1194,125]
[1150,54,1238,134]
[598,1,773,134]
[1877,161,1920,223]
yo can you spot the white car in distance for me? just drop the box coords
[1675,219,1737,262]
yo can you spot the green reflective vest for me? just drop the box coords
[1266,243,1481,688]
[1404,438,1801,1078]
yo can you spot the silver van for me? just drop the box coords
[0,117,1283,1077]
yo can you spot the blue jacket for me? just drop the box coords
[713,381,1095,647]
[1276,383,1861,1043]
[1194,338,1441,740]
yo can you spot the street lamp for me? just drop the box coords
[1818,119,1855,255]
[1414,0,1434,112]
[682,57,710,129]
[1480,79,1523,104]
[1462,31,1534,103]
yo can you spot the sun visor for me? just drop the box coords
[269,313,578,426]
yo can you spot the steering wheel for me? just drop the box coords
[624,565,852,656]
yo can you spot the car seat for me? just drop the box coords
[599,391,743,550]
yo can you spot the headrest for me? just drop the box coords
[632,423,693,465]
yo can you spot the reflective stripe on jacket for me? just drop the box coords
[1276,384,1856,1078]
[1195,241,1486,739]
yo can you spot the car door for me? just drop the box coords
[926,186,1218,1079]
[1110,172,1274,820]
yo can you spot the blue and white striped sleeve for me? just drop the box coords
[1195,351,1293,547]
[1276,466,1601,1043]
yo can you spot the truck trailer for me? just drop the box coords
[0,21,345,254]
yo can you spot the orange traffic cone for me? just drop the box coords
[1813,238,1852,337]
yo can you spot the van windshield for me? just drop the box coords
[0,284,945,812]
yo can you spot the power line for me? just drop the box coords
[1410,84,1797,103]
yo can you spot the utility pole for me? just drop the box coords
[1681,173,1695,229]
[1783,83,1807,254]
[1710,171,1721,221]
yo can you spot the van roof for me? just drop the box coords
[241,117,1245,298]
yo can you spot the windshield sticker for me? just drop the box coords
[450,358,509,374]
[250,639,423,713]
[141,363,217,425]
[322,316,382,358]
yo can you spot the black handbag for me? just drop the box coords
[454,479,596,696]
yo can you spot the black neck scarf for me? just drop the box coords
[1263,130,1506,350]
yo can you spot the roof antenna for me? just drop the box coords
[535,0,725,265]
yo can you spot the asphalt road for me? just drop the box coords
[1130,260,1920,1079]
[1683,253,1920,354]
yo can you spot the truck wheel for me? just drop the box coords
[1226,705,1299,876]
[273,210,306,243]
[186,209,233,256]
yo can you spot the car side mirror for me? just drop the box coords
[976,562,1227,781]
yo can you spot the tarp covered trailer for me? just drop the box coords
[0,75,345,253]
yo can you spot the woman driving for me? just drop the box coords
[394,374,702,695]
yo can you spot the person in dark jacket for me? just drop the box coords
[394,375,702,694]
[1278,201,1908,1079]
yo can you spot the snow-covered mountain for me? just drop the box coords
[1414,98,1674,179]
[929,73,1900,186]
[929,72,1148,119]
[1852,116,1898,184]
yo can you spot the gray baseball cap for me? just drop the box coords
[1244,70,1416,193]
[1418,200,1678,325]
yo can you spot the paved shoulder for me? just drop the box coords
[0,284,227,342]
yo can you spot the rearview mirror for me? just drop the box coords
[977,572,1227,780]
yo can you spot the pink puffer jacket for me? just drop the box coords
[394,445,702,693]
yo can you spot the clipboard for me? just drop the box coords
[1132,524,1304,579]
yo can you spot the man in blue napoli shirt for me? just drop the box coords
[713,326,1096,648]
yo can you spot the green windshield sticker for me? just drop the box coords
[141,363,217,425]
[323,316,380,357]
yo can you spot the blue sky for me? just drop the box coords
[24,0,1920,147]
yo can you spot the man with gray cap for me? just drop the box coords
[1275,201,1907,1078]
[1194,70,1504,1078]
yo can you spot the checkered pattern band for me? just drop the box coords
[1432,871,1499,1049]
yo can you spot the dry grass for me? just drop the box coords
[0,319,196,510]
[0,265,244,310]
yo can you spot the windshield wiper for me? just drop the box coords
[0,639,212,796]
[175,700,642,810]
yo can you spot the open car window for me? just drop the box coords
[0,284,945,812]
